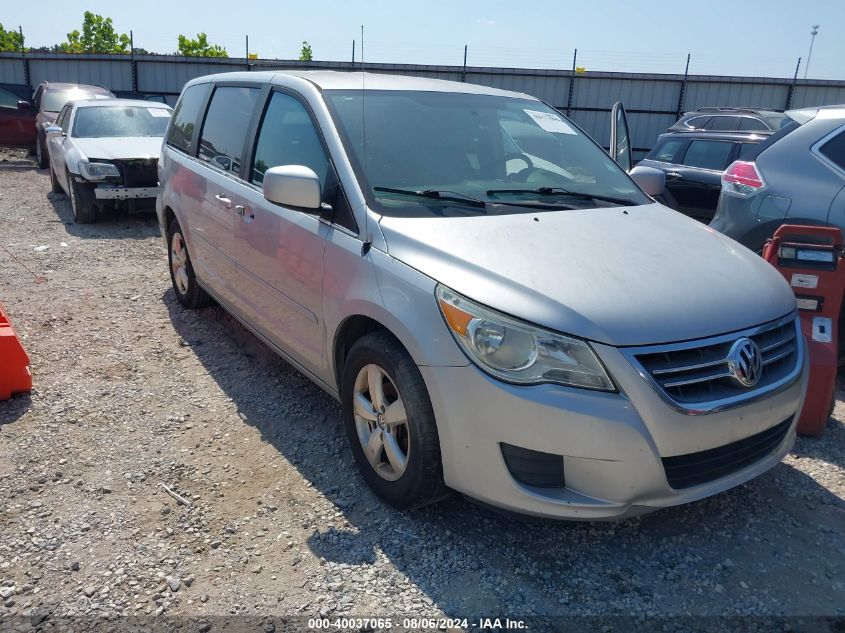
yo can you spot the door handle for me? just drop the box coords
[214,194,232,208]
[665,172,682,180]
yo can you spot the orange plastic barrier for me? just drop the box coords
[0,303,31,401]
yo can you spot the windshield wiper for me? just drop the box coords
[486,187,634,206]
[373,187,487,208]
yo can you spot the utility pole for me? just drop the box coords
[786,57,801,110]
[20,26,30,88]
[676,53,691,118]
[130,30,138,93]
[352,39,355,64]
[804,25,819,79]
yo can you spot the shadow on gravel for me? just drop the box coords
[791,419,845,471]
[163,288,845,618]
[0,392,32,425]
[46,191,159,241]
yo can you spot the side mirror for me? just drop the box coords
[45,125,64,136]
[629,165,666,197]
[263,165,321,211]
[17,100,32,111]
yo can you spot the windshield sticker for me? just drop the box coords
[148,108,171,118]
[524,109,576,134]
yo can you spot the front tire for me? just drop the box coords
[167,217,212,309]
[342,332,447,510]
[49,164,62,193]
[36,137,48,169]
[67,171,97,223]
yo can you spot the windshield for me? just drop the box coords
[44,90,109,112]
[324,90,647,217]
[72,106,172,138]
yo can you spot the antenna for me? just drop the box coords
[360,25,371,254]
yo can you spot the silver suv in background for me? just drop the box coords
[711,105,845,253]
[157,71,807,520]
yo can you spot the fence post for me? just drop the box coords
[245,35,250,70]
[19,26,30,87]
[462,45,468,82]
[130,31,139,93]
[785,57,801,110]
[565,48,577,117]
[352,40,355,64]
[676,53,691,118]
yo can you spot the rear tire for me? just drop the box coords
[67,171,97,224]
[167,217,212,309]
[341,331,448,510]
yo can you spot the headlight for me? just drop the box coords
[436,285,615,391]
[78,161,120,181]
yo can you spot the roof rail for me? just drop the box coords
[694,106,783,114]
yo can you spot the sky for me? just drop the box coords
[6,0,845,80]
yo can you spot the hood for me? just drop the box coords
[378,203,796,346]
[74,137,163,161]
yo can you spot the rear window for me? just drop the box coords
[819,130,845,172]
[197,86,260,176]
[684,116,710,129]
[682,140,735,170]
[166,83,210,153]
[44,89,110,112]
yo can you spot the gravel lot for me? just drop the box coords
[0,149,843,630]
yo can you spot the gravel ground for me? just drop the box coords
[0,149,843,630]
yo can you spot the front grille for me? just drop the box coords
[628,316,801,413]
[662,416,793,489]
[117,159,158,187]
[500,443,565,488]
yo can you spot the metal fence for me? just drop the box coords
[3,52,845,159]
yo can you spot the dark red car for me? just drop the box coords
[0,83,36,149]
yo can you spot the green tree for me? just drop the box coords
[299,41,313,61]
[177,33,228,58]
[0,23,24,52]
[59,11,130,54]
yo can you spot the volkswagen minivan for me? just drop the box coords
[157,71,807,519]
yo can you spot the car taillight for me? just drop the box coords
[722,160,765,197]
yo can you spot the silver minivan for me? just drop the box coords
[157,71,808,520]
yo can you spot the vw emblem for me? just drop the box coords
[727,338,763,388]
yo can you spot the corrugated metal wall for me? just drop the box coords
[3,52,844,157]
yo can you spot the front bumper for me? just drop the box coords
[94,185,159,200]
[421,336,808,520]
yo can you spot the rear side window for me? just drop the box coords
[819,130,845,172]
[738,142,759,160]
[251,91,329,187]
[647,138,685,163]
[682,140,735,170]
[739,117,768,132]
[198,86,260,176]
[166,83,210,153]
[705,116,740,131]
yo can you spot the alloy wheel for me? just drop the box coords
[352,364,410,481]
[170,232,190,295]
